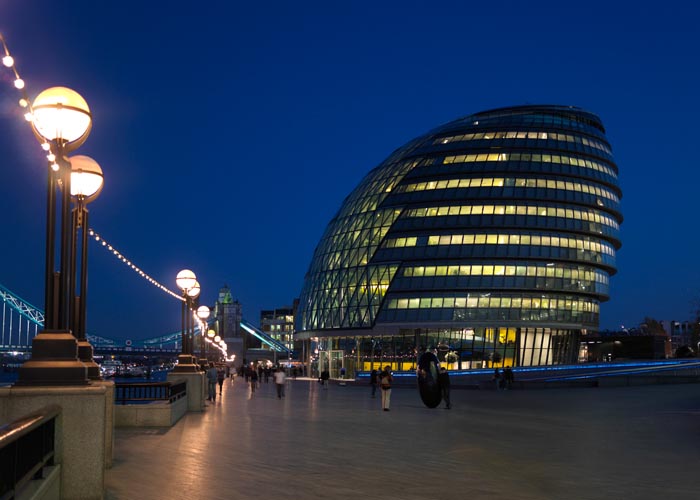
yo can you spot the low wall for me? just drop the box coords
[114,396,188,427]
[0,385,108,500]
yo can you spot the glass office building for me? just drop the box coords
[296,105,622,376]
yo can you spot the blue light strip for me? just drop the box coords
[356,359,700,379]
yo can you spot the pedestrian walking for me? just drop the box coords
[493,367,502,391]
[369,369,378,398]
[504,366,514,390]
[250,368,258,394]
[380,365,393,411]
[206,363,218,402]
[320,369,330,389]
[217,365,225,395]
[437,366,451,409]
[274,366,286,399]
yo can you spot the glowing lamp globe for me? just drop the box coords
[196,305,210,320]
[175,269,196,291]
[207,329,216,338]
[69,155,104,203]
[32,87,92,151]
[187,281,201,298]
[214,335,221,343]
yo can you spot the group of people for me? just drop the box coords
[208,361,515,407]
[370,364,453,411]
[207,362,290,400]
[368,363,515,411]
[493,366,515,390]
[245,365,288,397]
[206,363,227,402]
[239,364,305,384]
[368,366,395,411]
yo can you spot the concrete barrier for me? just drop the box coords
[0,385,108,500]
[114,396,188,427]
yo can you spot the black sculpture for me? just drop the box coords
[416,352,442,408]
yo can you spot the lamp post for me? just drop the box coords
[17,86,92,386]
[69,155,104,380]
[196,305,210,367]
[173,269,198,372]
[214,335,222,362]
[207,329,215,361]
[187,281,200,359]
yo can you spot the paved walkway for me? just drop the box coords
[105,377,700,500]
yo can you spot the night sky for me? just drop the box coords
[1,1,699,342]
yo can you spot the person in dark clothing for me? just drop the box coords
[493,367,502,391]
[503,366,514,390]
[320,369,330,389]
[437,366,451,409]
[369,369,378,398]
[217,366,225,395]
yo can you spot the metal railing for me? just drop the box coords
[114,381,187,405]
[0,405,59,500]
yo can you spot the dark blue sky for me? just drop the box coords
[1,1,699,341]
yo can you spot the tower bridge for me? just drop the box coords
[1,281,292,359]
[1,281,183,355]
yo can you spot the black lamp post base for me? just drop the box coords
[172,354,200,373]
[77,340,102,380]
[15,330,88,386]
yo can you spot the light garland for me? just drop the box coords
[195,316,227,357]
[89,229,184,301]
[3,35,231,361]
[1,33,61,170]
[2,32,191,305]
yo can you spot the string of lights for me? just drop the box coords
[2,32,187,305]
[89,229,184,302]
[1,32,61,170]
[3,32,234,361]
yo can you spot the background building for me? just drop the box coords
[296,105,622,377]
[260,299,299,352]
[661,320,695,355]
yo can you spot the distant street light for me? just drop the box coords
[173,269,198,372]
[69,155,104,380]
[187,281,201,360]
[18,86,93,386]
[206,329,216,360]
[196,305,210,366]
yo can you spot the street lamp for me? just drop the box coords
[173,269,198,372]
[206,328,215,361]
[33,87,92,329]
[17,86,93,386]
[187,281,200,360]
[69,155,104,380]
[196,305,210,366]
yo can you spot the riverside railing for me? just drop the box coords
[114,380,187,405]
[0,405,59,499]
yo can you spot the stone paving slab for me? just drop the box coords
[105,376,700,500]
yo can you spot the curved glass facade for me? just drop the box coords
[297,105,622,374]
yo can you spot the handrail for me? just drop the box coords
[114,381,187,405]
[0,405,60,500]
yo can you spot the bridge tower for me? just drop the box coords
[214,285,243,367]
